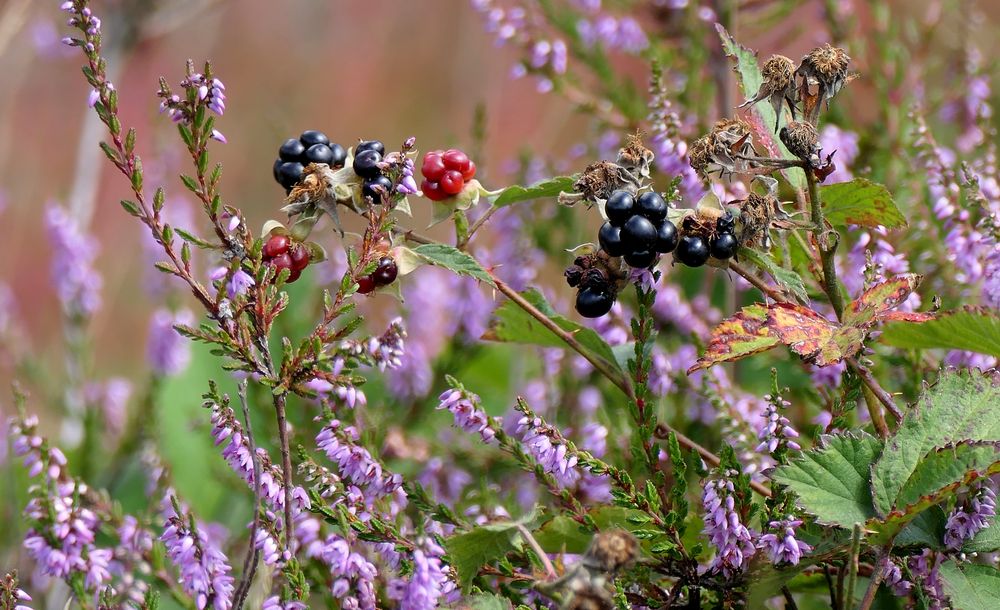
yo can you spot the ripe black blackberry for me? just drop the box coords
[272,130,346,192]
[674,234,710,267]
[599,189,677,269]
[352,139,394,203]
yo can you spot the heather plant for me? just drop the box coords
[3,1,1000,610]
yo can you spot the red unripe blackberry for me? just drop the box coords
[461,160,477,181]
[443,149,471,173]
[421,152,447,182]
[289,243,310,271]
[440,170,465,195]
[421,179,447,201]
[357,276,376,294]
[263,234,290,258]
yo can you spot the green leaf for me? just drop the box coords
[715,24,805,191]
[533,506,647,555]
[409,243,495,286]
[687,304,780,372]
[881,307,1000,358]
[896,506,946,550]
[894,442,1000,510]
[738,247,809,303]
[771,432,882,527]
[843,274,922,328]
[443,510,542,593]
[464,594,513,610]
[483,288,622,375]
[820,178,906,229]
[939,562,1000,609]
[870,369,1000,516]
[492,175,577,207]
[965,515,1000,553]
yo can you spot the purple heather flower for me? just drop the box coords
[364,317,406,371]
[517,415,580,488]
[316,420,404,502]
[907,549,946,609]
[755,396,802,455]
[161,496,235,610]
[390,537,456,610]
[884,560,913,597]
[578,15,648,54]
[757,518,811,566]
[1,571,33,610]
[210,129,227,144]
[317,534,378,610]
[437,388,496,443]
[45,203,102,318]
[217,268,255,299]
[944,479,997,549]
[262,597,307,610]
[701,473,756,578]
[147,308,195,376]
[418,457,472,505]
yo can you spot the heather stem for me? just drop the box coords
[232,380,261,610]
[274,393,294,553]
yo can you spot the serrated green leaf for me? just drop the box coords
[881,307,1000,358]
[771,432,882,527]
[871,369,1000,516]
[443,509,541,593]
[939,562,1000,609]
[492,175,577,207]
[716,24,805,191]
[738,247,809,303]
[894,442,1000,510]
[843,274,922,328]
[464,594,513,610]
[820,178,906,228]
[533,506,646,555]
[409,243,494,286]
[896,506,946,550]
[482,288,622,376]
[965,515,1000,553]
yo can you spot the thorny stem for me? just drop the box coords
[232,381,261,610]
[728,260,787,302]
[460,204,501,249]
[857,552,890,610]
[843,523,863,610]
[849,357,903,421]
[806,171,846,319]
[516,523,557,580]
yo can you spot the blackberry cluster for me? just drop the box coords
[352,140,395,203]
[420,149,477,201]
[598,190,678,269]
[262,234,310,283]
[357,256,399,294]
[272,130,347,192]
[565,254,618,318]
[674,212,738,267]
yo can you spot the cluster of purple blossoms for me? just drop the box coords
[388,537,456,610]
[316,420,404,502]
[471,0,527,46]
[470,0,567,93]
[318,534,378,610]
[577,14,648,54]
[45,203,102,318]
[884,560,913,597]
[209,266,255,300]
[160,496,235,610]
[305,358,368,409]
[701,473,756,578]
[84,377,131,437]
[158,71,227,142]
[0,571,33,610]
[944,479,997,549]
[364,317,406,371]
[757,518,811,566]
[147,308,195,376]
[437,388,496,443]
[516,415,581,488]
[907,549,946,609]
[756,396,802,455]
[392,153,420,195]
[59,1,101,45]
[11,416,114,592]
[209,401,310,515]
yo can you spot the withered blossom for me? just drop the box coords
[779,121,822,165]
[795,44,852,123]
[739,54,797,131]
[689,119,756,179]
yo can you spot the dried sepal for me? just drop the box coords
[795,44,853,124]
[692,119,758,179]
[616,131,655,179]
[560,161,639,207]
[734,191,793,249]
[739,54,797,131]
[779,121,821,165]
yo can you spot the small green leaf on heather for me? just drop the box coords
[493,175,577,207]
[870,369,1000,516]
[771,432,882,527]
[820,178,906,228]
[939,562,1000,609]
[482,288,621,375]
[409,243,494,286]
[881,307,1000,358]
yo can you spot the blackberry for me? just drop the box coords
[621,215,657,252]
[674,235,710,267]
[353,149,382,179]
[277,161,305,190]
[420,148,478,201]
[362,176,394,203]
[299,130,330,147]
[328,143,348,168]
[598,222,625,257]
[604,191,634,226]
[655,220,678,253]
[623,249,656,269]
[717,212,736,232]
[636,192,667,222]
[303,143,335,166]
[355,140,385,156]
[710,232,738,259]
[575,286,615,318]
[372,256,398,286]
[279,138,306,161]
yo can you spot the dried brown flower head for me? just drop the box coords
[692,119,756,179]
[688,135,711,178]
[616,131,655,178]
[736,191,794,249]
[739,54,797,131]
[779,121,821,164]
[572,161,638,202]
[796,44,852,123]
[583,529,639,574]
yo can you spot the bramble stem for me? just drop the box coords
[857,552,889,610]
[806,171,845,319]
[728,260,787,302]
[843,523,862,610]
[516,523,557,580]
